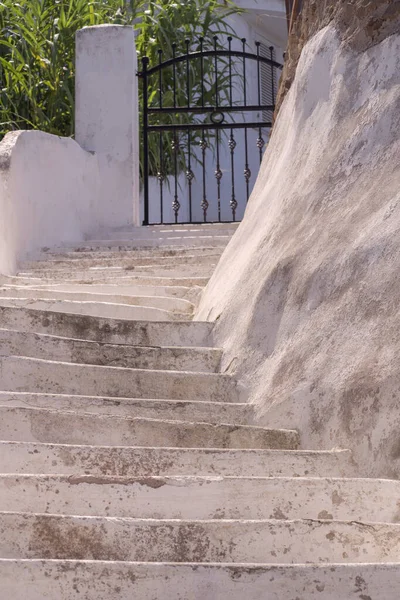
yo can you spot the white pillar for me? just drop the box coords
[75,25,140,227]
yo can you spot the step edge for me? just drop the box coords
[0,441,350,455]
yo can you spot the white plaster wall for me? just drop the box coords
[0,133,19,274]
[236,0,288,50]
[197,26,400,478]
[76,25,140,228]
[0,131,101,275]
[0,25,140,275]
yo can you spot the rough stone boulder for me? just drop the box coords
[197,4,400,478]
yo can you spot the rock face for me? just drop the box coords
[197,9,400,478]
[277,0,400,114]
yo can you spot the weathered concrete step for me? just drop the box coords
[67,236,231,249]
[98,227,238,243]
[0,443,353,478]
[109,223,239,234]
[24,252,222,270]
[41,239,230,254]
[0,298,185,322]
[17,264,215,280]
[0,407,299,449]
[0,560,399,600]
[0,356,240,402]
[0,475,395,522]
[6,274,209,287]
[0,513,398,562]
[0,306,214,346]
[0,330,220,372]
[41,244,227,259]
[0,288,194,313]
[0,393,250,423]
[103,230,234,241]
[1,282,200,302]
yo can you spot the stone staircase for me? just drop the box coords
[0,223,399,599]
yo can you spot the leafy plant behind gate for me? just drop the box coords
[138,0,241,177]
[0,0,242,176]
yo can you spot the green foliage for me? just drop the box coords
[0,0,133,137]
[140,1,241,176]
[0,0,242,173]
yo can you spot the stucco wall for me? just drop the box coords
[197,21,400,478]
[0,25,139,276]
[75,25,140,228]
[0,130,101,275]
[0,134,19,275]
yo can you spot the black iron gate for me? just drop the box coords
[138,36,282,225]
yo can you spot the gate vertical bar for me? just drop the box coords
[200,37,208,222]
[242,38,251,201]
[199,37,205,107]
[214,36,222,221]
[158,134,164,224]
[242,38,247,107]
[228,37,237,221]
[215,129,222,222]
[200,134,209,222]
[141,56,150,225]
[187,129,193,223]
[255,42,265,164]
[172,43,180,222]
[158,49,164,224]
[186,39,193,222]
[172,43,177,107]
[172,134,180,223]
[214,36,219,107]
[270,46,276,104]
[186,39,191,109]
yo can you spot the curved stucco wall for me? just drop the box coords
[0,131,101,275]
[197,24,400,478]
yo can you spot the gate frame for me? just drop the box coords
[138,37,282,226]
